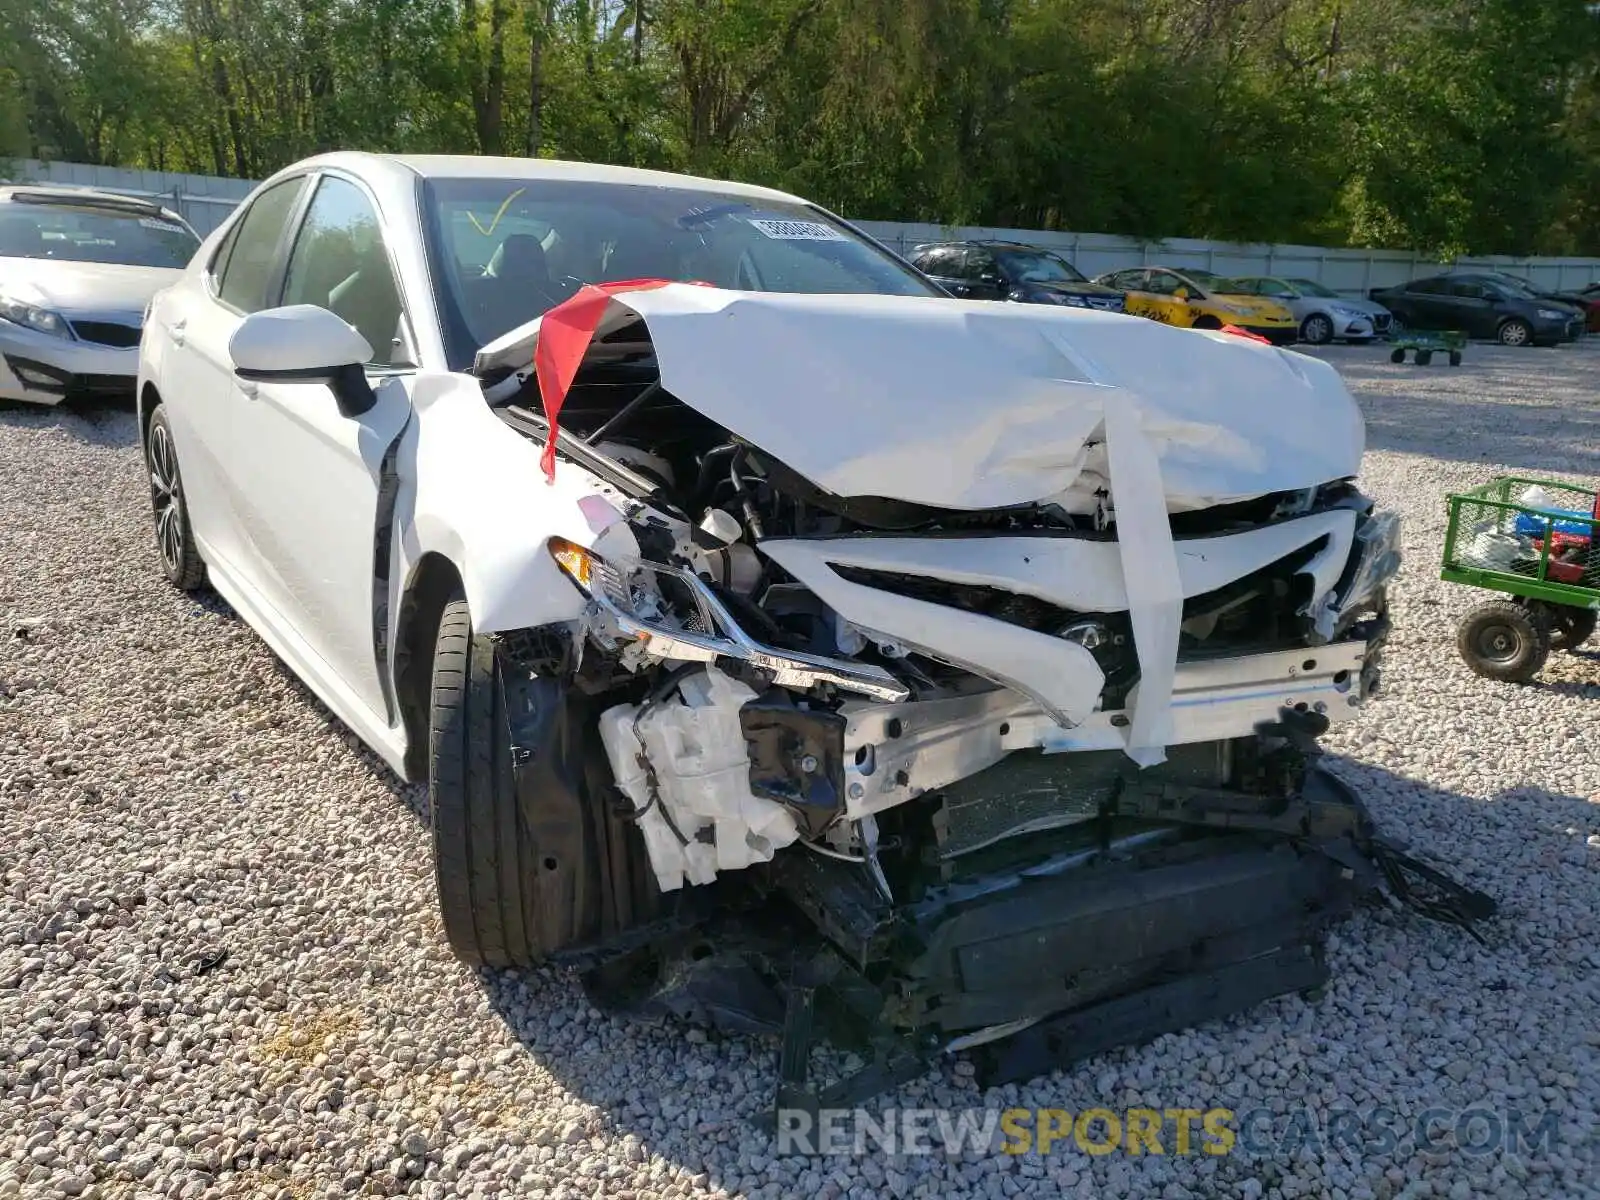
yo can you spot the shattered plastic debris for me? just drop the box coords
[600,667,800,891]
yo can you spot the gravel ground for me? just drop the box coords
[2,341,1598,1200]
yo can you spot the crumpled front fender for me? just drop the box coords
[395,372,637,633]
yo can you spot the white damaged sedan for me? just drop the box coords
[136,153,1491,1111]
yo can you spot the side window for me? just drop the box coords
[968,248,998,281]
[1446,279,1489,300]
[916,247,955,274]
[207,221,242,292]
[945,250,983,282]
[1109,269,1145,290]
[282,176,407,367]
[1407,278,1445,295]
[217,177,308,313]
[1230,278,1259,295]
[1145,271,1183,296]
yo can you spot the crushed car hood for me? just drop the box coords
[479,286,1364,514]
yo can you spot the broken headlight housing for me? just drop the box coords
[548,538,909,702]
[1339,509,1402,615]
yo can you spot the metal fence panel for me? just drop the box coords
[10,161,1600,292]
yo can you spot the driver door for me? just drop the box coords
[1141,270,1193,326]
[222,172,415,725]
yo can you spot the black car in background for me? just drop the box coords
[910,240,1126,311]
[1370,273,1585,346]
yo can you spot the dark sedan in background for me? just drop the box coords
[909,240,1126,311]
[1370,273,1585,346]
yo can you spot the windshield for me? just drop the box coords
[420,177,940,369]
[1288,277,1340,299]
[994,249,1087,285]
[0,200,199,267]
[1488,275,1538,299]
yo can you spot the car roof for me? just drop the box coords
[276,151,809,207]
[910,239,1062,252]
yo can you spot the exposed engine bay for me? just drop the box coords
[472,286,1494,1117]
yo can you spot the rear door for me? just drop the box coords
[1439,278,1497,336]
[963,246,1008,300]
[1111,270,1164,321]
[220,170,415,724]
[1393,278,1447,328]
[911,246,965,295]
[156,174,311,574]
[939,248,991,299]
[1140,270,1193,326]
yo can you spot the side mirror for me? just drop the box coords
[1173,287,1191,302]
[229,305,377,417]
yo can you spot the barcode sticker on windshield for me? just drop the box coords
[139,218,184,233]
[748,218,847,242]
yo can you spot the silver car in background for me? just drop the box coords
[1231,275,1394,345]
[0,185,200,405]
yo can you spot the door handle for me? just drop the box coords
[168,319,187,347]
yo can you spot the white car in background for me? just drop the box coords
[1229,275,1395,345]
[0,185,200,404]
[134,152,1488,1114]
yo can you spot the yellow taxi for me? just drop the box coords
[1094,266,1299,344]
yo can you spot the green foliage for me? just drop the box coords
[2,0,1597,254]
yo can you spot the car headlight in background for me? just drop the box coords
[1330,305,1367,320]
[0,293,72,339]
[1536,308,1567,321]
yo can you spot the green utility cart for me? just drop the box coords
[1390,328,1466,366]
[1441,476,1600,682]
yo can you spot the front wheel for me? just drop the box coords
[1300,313,1334,345]
[429,596,547,968]
[1390,348,1406,364]
[145,406,206,591]
[428,595,645,968]
[1456,600,1550,683]
[1498,319,1532,347]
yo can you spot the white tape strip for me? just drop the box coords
[1102,399,1183,766]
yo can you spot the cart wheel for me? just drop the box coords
[1448,350,1462,366]
[1548,605,1598,651]
[1390,348,1406,364]
[1416,350,1433,365]
[1456,600,1550,683]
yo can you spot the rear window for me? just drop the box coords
[0,200,199,268]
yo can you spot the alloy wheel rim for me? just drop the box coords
[1475,623,1520,663]
[1306,315,1332,343]
[1503,323,1528,346]
[149,425,183,574]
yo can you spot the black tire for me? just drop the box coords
[1191,315,1222,331]
[1498,318,1532,347]
[1449,350,1463,366]
[1390,348,1406,363]
[1416,350,1433,365]
[429,595,540,968]
[144,405,206,591]
[1549,606,1598,652]
[1456,600,1550,683]
[1300,313,1334,345]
